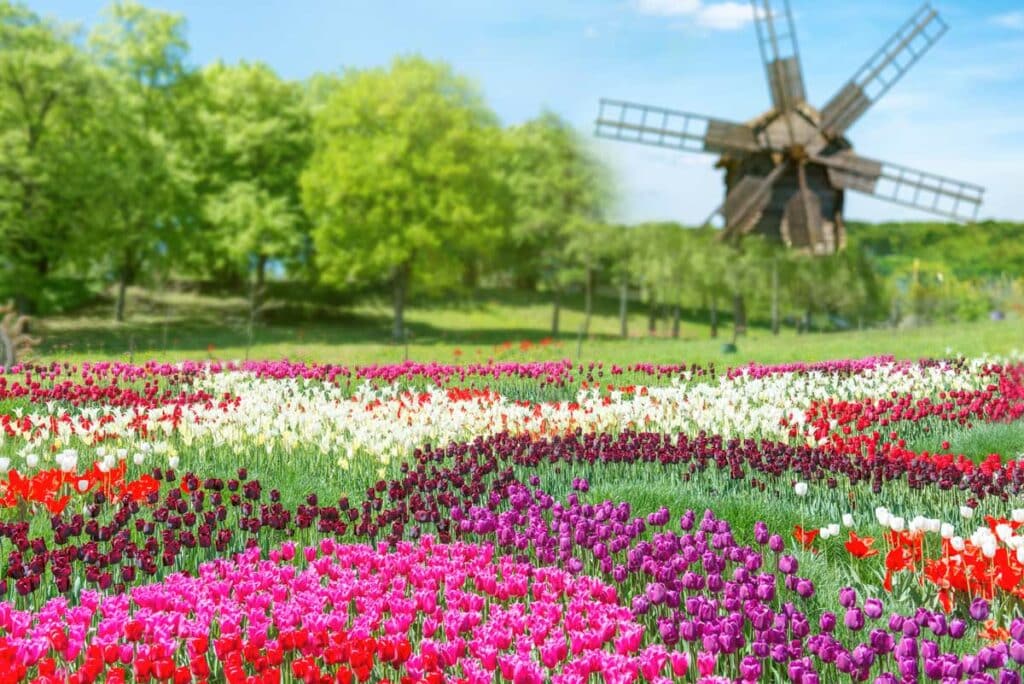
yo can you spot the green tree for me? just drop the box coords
[0,2,97,311]
[302,55,506,342]
[194,61,311,318]
[88,0,196,322]
[505,112,611,336]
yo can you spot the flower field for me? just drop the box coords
[0,356,1023,682]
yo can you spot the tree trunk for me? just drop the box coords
[250,254,268,324]
[582,268,594,338]
[551,287,561,337]
[462,260,479,289]
[392,261,410,342]
[804,306,812,334]
[115,256,133,323]
[671,304,681,338]
[648,301,657,336]
[618,281,628,339]
[731,293,747,345]
[709,296,718,339]
[771,258,780,336]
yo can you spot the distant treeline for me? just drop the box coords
[1,2,1020,340]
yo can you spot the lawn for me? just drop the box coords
[35,285,1023,366]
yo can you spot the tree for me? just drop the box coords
[504,112,611,336]
[564,221,619,338]
[302,55,505,342]
[194,61,311,319]
[88,0,196,322]
[0,2,97,312]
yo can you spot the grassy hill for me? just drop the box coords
[33,285,1022,366]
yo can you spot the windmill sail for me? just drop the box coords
[752,0,806,114]
[819,4,947,135]
[595,99,760,155]
[815,152,983,221]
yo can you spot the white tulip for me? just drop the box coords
[875,507,890,527]
[951,536,965,551]
[890,516,905,533]
[996,524,1013,542]
[981,538,997,559]
[820,527,832,540]
[25,452,38,468]
[794,482,808,497]
[0,457,8,472]
[960,506,974,519]
[940,523,955,539]
[133,453,145,466]
[1014,509,1024,524]
[828,523,840,537]
[842,513,854,527]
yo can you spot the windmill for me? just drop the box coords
[594,1,984,255]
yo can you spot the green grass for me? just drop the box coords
[905,420,1024,461]
[35,285,1024,366]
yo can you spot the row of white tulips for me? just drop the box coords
[0,358,1006,474]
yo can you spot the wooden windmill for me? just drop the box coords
[595,1,984,255]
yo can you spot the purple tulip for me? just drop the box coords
[844,608,864,631]
[819,611,836,633]
[838,586,857,608]
[864,598,883,619]
[970,598,991,622]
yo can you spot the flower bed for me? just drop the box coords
[0,355,1021,682]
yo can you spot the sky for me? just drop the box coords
[28,0,1024,224]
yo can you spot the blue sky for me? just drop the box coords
[29,0,1024,224]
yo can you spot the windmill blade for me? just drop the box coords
[715,161,790,240]
[751,0,807,116]
[795,161,822,246]
[814,151,984,222]
[595,98,761,156]
[819,4,947,136]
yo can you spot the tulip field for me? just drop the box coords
[1,356,1024,682]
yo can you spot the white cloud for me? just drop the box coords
[634,0,701,16]
[991,11,1024,30]
[633,0,757,31]
[584,25,600,39]
[695,2,755,30]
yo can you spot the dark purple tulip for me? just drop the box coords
[970,598,991,621]
[768,534,784,553]
[948,618,967,639]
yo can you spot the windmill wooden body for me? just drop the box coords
[595,1,984,255]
